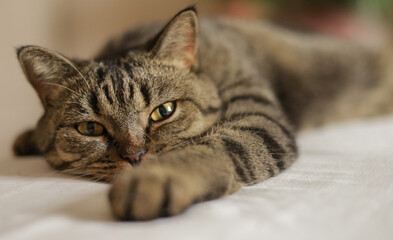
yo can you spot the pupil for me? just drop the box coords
[86,122,95,134]
[159,105,169,117]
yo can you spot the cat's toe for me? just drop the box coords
[13,129,40,156]
[109,167,193,221]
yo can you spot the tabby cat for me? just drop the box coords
[13,7,393,220]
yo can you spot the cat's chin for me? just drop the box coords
[117,161,134,171]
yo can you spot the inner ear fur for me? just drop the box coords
[17,45,80,108]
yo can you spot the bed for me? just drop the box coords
[1,115,392,240]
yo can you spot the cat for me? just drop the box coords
[13,6,393,221]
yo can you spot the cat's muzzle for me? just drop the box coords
[121,148,147,167]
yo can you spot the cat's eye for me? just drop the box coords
[76,122,105,136]
[150,102,176,122]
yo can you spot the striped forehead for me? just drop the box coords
[88,62,151,115]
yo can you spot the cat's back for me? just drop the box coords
[97,17,278,61]
[97,16,368,85]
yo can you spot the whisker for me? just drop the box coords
[86,159,116,166]
[55,53,91,89]
[91,173,112,183]
[66,172,96,181]
[43,82,80,96]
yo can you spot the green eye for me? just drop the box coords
[150,102,176,122]
[76,122,105,136]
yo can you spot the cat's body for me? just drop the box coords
[14,7,393,220]
[101,17,393,130]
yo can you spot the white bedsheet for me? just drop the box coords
[1,116,392,240]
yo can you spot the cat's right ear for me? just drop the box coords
[17,46,78,109]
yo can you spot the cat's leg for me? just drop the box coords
[13,129,40,155]
[109,85,297,220]
[109,146,242,220]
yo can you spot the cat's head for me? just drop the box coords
[13,7,221,181]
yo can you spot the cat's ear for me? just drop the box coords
[17,46,79,108]
[150,7,199,70]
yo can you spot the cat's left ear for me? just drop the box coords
[150,7,199,70]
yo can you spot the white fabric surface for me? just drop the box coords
[1,116,393,240]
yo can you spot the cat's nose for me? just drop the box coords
[121,148,146,167]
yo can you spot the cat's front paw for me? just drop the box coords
[109,166,197,221]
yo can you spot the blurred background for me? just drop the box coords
[0,0,392,159]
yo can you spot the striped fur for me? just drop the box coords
[14,7,393,220]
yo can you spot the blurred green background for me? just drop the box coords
[258,0,390,17]
[222,0,392,46]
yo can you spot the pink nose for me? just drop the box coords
[121,149,146,166]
